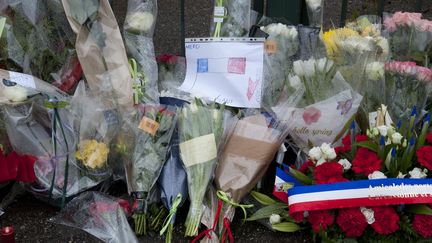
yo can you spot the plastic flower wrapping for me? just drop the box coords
[259,20,300,107]
[123,0,159,104]
[178,99,237,236]
[210,0,252,37]
[121,104,176,235]
[305,0,324,27]
[383,12,432,66]
[0,0,81,92]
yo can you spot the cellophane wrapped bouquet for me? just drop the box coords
[210,0,252,37]
[0,0,80,92]
[384,12,432,66]
[122,104,177,235]
[384,61,432,120]
[178,99,235,236]
[274,57,362,151]
[123,0,159,103]
[259,21,299,107]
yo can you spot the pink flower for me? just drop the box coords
[385,61,417,76]
[303,107,321,125]
[416,66,432,82]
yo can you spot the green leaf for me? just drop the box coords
[406,204,432,215]
[355,141,378,152]
[289,167,313,185]
[250,191,282,206]
[308,139,314,149]
[271,222,300,232]
[246,205,287,221]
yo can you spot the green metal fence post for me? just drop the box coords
[340,0,348,27]
[377,0,385,17]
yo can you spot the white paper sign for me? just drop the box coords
[9,71,36,89]
[180,133,217,167]
[275,90,363,150]
[180,38,265,108]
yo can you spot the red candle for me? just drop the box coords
[1,226,15,243]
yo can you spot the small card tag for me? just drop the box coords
[264,40,277,54]
[213,6,225,23]
[139,116,160,136]
[9,71,36,89]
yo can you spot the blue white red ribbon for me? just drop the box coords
[288,178,432,214]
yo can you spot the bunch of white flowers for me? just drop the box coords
[126,11,154,32]
[308,143,337,165]
[409,167,428,178]
[260,23,298,39]
[365,62,384,81]
[293,58,334,78]
[4,85,28,102]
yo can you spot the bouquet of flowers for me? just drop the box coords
[214,111,292,239]
[51,191,138,243]
[259,106,432,242]
[0,0,78,88]
[384,61,432,120]
[259,21,299,107]
[305,0,324,27]
[62,0,133,107]
[384,12,432,66]
[122,104,176,235]
[274,57,362,151]
[178,99,233,236]
[123,0,159,104]
[210,0,252,37]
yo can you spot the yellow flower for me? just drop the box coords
[75,140,109,169]
[322,28,359,59]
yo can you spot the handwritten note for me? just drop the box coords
[180,38,264,108]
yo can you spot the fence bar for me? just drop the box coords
[416,0,423,12]
[340,0,348,27]
[180,0,185,56]
[377,0,385,17]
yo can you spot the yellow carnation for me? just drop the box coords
[322,28,359,60]
[75,140,109,169]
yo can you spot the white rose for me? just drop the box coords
[338,159,351,170]
[308,147,322,161]
[368,171,387,179]
[4,86,28,102]
[269,214,281,225]
[360,207,375,224]
[126,12,154,32]
[377,125,389,137]
[397,172,406,178]
[391,133,403,145]
[320,143,337,160]
[293,60,305,77]
[409,168,428,179]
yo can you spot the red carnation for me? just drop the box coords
[371,207,399,235]
[290,211,304,223]
[426,133,432,144]
[308,210,334,232]
[352,148,382,176]
[336,208,368,237]
[416,146,432,170]
[413,214,432,238]
[335,134,369,154]
[299,160,315,174]
[314,162,347,184]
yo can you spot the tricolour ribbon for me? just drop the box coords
[288,178,432,214]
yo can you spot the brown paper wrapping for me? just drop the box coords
[215,114,282,203]
[61,0,133,107]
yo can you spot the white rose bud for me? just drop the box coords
[308,147,322,161]
[409,168,428,179]
[320,143,337,160]
[269,214,281,225]
[360,207,375,224]
[391,132,403,145]
[4,86,28,102]
[368,171,387,180]
[126,12,154,32]
[316,157,327,166]
[397,172,406,178]
[338,159,351,170]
